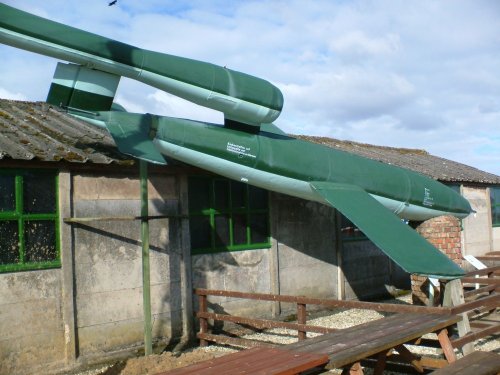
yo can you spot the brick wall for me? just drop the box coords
[411,216,462,305]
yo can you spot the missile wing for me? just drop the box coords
[310,182,464,277]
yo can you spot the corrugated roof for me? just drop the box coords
[0,99,498,184]
[298,135,500,184]
[0,99,133,165]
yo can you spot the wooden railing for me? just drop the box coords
[195,288,450,348]
[450,265,500,348]
[194,265,499,351]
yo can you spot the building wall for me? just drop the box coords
[461,186,493,256]
[342,240,397,300]
[0,270,65,375]
[192,250,273,318]
[271,194,339,314]
[71,172,184,357]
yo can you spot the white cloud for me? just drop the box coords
[0,88,27,101]
[330,31,400,58]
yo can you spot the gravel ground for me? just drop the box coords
[76,293,499,374]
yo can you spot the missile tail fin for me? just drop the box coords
[310,181,464,278]
[47,62,120,112]
[105,112,167,165]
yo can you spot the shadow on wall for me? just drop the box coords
[272,192,409,302]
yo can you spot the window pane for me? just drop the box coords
[0,175,15,212]
[250,213,269,244]
[233,214,247,245]
[188,178,211,212]
[0,221,19,264]
[231,182,246,209]
[24,220,57,262]
[493,205,500,225]
[492,187,500,201]
[214,214,230,247]
[23,173,56,214]
[214,180,229,211]
[249,186,268,209]
[189,216,211,249]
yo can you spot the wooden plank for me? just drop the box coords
[195,289,451,314]
[394,344,424,373]
[323,315,458,368]
[430,351,500,375]
[286,314,400,352]
[464,285,497,299]
[156,347,328,375]
[288,314,459,368]
[461,278,500,286]
[196,311,337,334]
[464,265,500,277]
[451,324,500,348]
[437,329,457,363]
[451,294,500,315]
[444,279,473,355]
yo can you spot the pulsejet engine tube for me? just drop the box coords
[0,4,284,125]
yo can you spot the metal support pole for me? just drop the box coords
[140,160,153,356]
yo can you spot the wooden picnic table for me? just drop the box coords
[155,347,329,375]
[430,351,500,375]
[157,313,460,375]
[286,312,461,374]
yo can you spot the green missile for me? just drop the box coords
[0,4,283,125]
[81,111,470,278]
[0,4,471,278]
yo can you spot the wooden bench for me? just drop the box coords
[286,313,461,374]
[430,351,500,375]
[155,347,329,375]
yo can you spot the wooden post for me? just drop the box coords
[297,303,307,341]
[437,329,457,363]
[199,293,209,347]
[443,278,473,355]
[140,160,153,356]
[178,176,195,344]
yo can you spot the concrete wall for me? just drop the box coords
[271,194,338,305]
[72,172,184,358]
[192,250,273,318]
[462,186,493,256]
[342,240,395,300]
[0,270,65,375]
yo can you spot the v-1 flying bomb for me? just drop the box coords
[0,4,472,278]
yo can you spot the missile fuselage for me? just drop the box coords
[0,4,283,125]
[152,118,471,221]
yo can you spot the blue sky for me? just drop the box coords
[1,0,499,175]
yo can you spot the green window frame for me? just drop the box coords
[491,186,500,227]
[0,169,60,273]
[188,176,270,254]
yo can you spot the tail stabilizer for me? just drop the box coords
[47,63,120,112]
[103,112,167,165]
